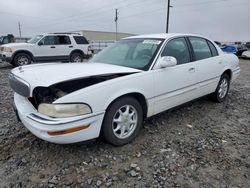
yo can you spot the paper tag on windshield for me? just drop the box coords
[142,40,161,45]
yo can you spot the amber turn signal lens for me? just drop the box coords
[47,125,90,136]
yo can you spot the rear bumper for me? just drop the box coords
[14,93,105,144]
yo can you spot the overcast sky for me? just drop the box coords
[0,0,249,42]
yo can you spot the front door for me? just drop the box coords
[34,35,63,61]
[152,37,198,115]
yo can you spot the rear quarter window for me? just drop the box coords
[207,41,219,56]
[73,36,89,44]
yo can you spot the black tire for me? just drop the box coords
[13,53,31,67]
[101,96,143,146]
[70,52,83,62]
[211,74,230,102]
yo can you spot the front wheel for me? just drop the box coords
[211,74,230,102]
[101,97,143,146]
[13,53,31,67]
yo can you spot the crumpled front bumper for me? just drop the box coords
[14,93,105,144]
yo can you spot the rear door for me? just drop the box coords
[53,35,72,57]
[188,37,223,96]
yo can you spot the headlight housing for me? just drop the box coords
[4,47,13,53]
[38,103,92,118]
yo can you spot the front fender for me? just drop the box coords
[54,71,155,116]
[12,50,34,61]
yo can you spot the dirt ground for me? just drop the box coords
[0,60,249,188]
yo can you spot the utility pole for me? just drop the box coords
[115,9,118,41]
[18,21,22,37]
[166,0,172,33]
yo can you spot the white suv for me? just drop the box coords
[0,33,91,66]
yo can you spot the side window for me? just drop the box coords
[207,41,218,56]
[189,37,212,60]
[2,37,9,44]
[41,36,56,45]
[73,36,89,44]
[56,35,71,45]
[161,37,190,65]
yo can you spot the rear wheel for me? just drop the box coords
[101,97,143,146]
[211,74,230,102]
[13,53,31,67]
[70,52,83,62]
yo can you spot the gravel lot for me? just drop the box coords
[0,60,249,188]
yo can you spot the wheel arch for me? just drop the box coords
[12,50,34,62]
[222,69,232,81]
[105,92,148,120]
[70,49,85,57]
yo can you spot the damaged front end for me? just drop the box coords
[28,73,134,109]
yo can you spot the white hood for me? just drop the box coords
[11,62,141,91]
[2,42,34,48]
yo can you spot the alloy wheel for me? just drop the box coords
[73,55,82,62]
[218,78,229,99]
[112,105,138,139]
[17,56,29,65]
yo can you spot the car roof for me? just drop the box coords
[124,33,207,40]
[38,33,83,36]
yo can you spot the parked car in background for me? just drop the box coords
[220,45,238,54]
[246,42,250,49]
[0,33,92,66]
[235,43,248,56]
[9,33,240,146]
[0,34,15,63]
[0,34,15,45]
[241,50,250,59]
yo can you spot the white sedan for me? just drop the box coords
[9,34,240,146]
[242,50,250,59]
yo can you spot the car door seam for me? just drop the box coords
[148,76,220,100]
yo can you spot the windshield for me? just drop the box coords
[0,37,2,44]
[90,38,164,70]
[28,35,43,43]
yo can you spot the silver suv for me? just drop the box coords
[0,33,92,66]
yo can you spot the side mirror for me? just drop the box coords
[38,41,43,46]
[159,56,177,68]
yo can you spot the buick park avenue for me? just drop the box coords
[9,34,240,146]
